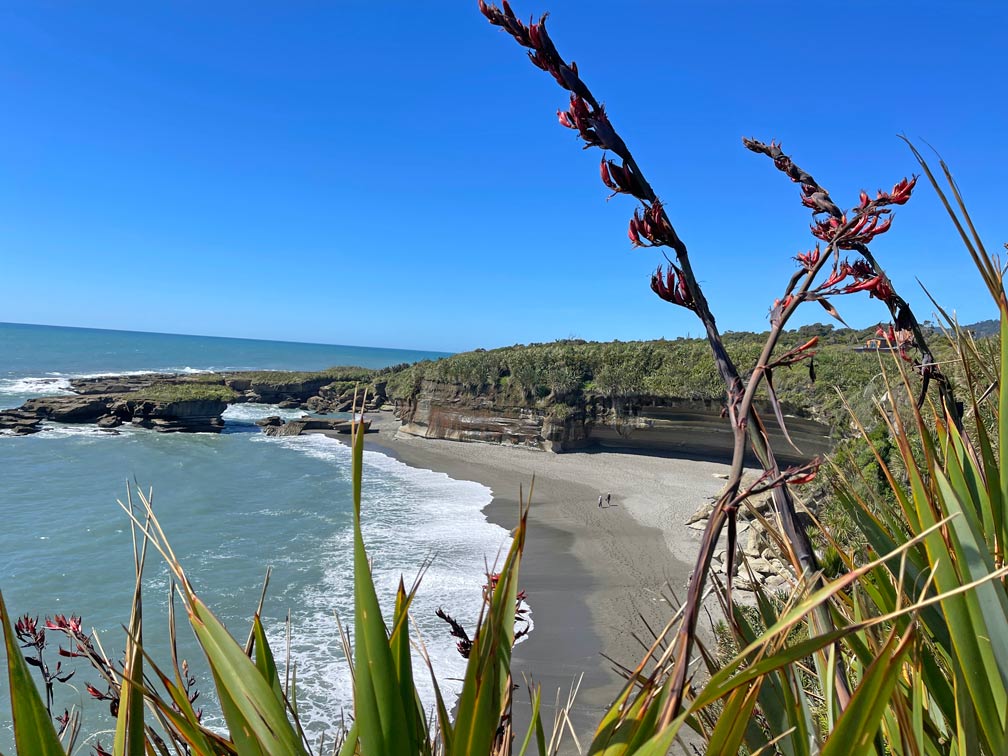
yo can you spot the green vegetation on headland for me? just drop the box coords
[385,323,940,428]
[128,381,238,403]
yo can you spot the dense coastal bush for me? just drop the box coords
[384,326,923,429]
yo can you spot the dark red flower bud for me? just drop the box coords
[600,159,618,191]
[651,265,694,309]
[849,259,874,279]
[882,175,917,205]
[600,158,644,199]
[628,216,643,246]
[811,216,843,242]
[795,244,821,271]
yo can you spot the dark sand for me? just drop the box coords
[365,412,730,752]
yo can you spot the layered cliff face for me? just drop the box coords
[396,379,832,462]
[398,380,546,448]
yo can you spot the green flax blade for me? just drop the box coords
[821,627,914,756]
[188,596,307,754]
[349,407,413,755]
[251,615,285,705]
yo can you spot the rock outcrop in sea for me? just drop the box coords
[0,370,389,436]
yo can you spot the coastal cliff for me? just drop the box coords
[1,328,901,449]
[395,378,833,462]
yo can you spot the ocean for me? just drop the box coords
[0,322,515,750]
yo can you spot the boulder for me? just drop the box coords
[686,500,715,525]
[255,416,284,427]
[0,410,42,435]
[121,398,229,433]
[744,527,769,557]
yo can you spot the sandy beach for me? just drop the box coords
[364,412,731,751]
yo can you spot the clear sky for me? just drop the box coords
[1,2,1004,352]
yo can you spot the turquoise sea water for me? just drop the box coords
[0,322,513,750]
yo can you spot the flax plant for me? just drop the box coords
[478,2,1007,753]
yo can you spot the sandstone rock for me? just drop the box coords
[0,411,42,435]
[305,396,332,413]
[255,416,284,427]
[687,501,715,525]
[763,575,791,593]
[125,398,229,433]
[261,417,365,438]
[744,527,769,557]
[96,414,122,428]
[70,374,162,395]
[21,395,114,423]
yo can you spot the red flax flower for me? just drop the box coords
[600,157,645,200]
[15,615,45,647]
[811,216,844,243]
[788,469,818,485]
[629,201,676,247]
[795,244,821,271]
[558,95,616,150]
[45,614,83,635]
[842,272,895,304]
[86,683,109,701]
[651,265,694,309]
[877,175,918,206]
[771,336,820,368]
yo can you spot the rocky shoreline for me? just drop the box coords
[0,370,389,436]
[2,370,833,471]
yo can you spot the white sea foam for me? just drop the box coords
[60,366,215,379]
[0,368,217,398]
[221,403,307,423]
[36,422,136,440]
[255,433,520,741]
[0,376,73,396]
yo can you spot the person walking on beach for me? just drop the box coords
[606,492,611,506]
[598,494,603,508]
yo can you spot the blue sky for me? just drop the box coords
[1,1,1004,352]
